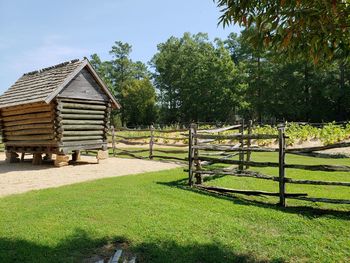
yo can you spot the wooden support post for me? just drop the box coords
[188,123,196,186]
[239,120,245,171]
[72,150,81,161]
[5,151,19,163]
[149,125,154,159]
[32,153,42,165]
[246,120,253,169]
[278,124,286,207]
[111,126,116,157]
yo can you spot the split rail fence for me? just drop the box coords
[188,122,350,207]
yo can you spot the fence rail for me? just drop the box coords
[188,122,350,207]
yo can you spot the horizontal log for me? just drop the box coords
[61,102,106,110]
[153,136,186,141]
[195,169,278,181]
[194,185,307,197]
[61,114,105,120]
[155,129,188,133]
[60,139,104,147]
[1,102,47,112]
[117,139,148,145]
[62,135,103,141]
[2,105,52,117]
[59,98,107,105]
[153,149,188,154]
[5,140,57,146]
[5,129,54,136]
[285,178,350,186]
[63,130,104,136]
[60,108,105,115]
[153,142,187,147]
[198,156,350,172]
[195,134,278,140]
[286,142,350,153]
[284,163,350,172]
[151,155,187,161]
[194,145,278,152]
[62,125,105,130]
[116,128,187,133]
[2,112,52,122]
[288,196,350,204]
[6,134,54,141]
[198,156,279,168]
[3,123,53,132]
[115,135,150,140]
[61,120,105,125]
[199,124,242,133]
[4,118,52,127]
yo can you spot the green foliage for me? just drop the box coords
[215,0,350,63]
[90,42,156,126]
[151,32,248,123]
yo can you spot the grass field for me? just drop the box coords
[0,151,349,262]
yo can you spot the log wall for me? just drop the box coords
[2,102,58,153]
[56,98,110,153]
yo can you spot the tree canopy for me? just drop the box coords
[215,0,350,63]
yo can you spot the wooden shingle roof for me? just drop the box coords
[0,59,120,109]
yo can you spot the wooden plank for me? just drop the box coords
[2,105,52,117]
[5,129,54,136]
[59,97,108,105]
[194,185,307,197]
[61,119,104,125]
[113,148,149,153]
[149,125,154,159]
[62,135,103,141]
[288,196,350,204]
[195,134,278,140]
[3,117,52,127]
[195,169,278,181]
[239,120,244,170]
[115,135,150,140]
[63,130,103,136]
[198,124,242,133]
[1,102,47,112]
[3,123,53,132]
[153,149,188,154]
[62,124,105,130]
[6,134,54,141]
[61,114,105,120]
[61,102,106,110]
[153,142,187,147]
[58,68,108,101]
[61,108,105,115]
[286,142,350,153]
[60,139,104,146]
[246,120,253,169]
[193,145,278,152]
[5,140,57,146]
[2,112,52,122]
[285,178,350,186]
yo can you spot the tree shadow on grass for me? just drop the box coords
[0,228,284,263]
[157,178,350,220]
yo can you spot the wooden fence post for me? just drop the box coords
[246,120,253,169]
[188,123,197,186]
[149,125,154,159]
[111,126,116,157]
[239,119,245,171]
[278,124,286,207]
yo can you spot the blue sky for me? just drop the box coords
[0,0,240,94]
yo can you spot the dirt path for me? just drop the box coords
[0,153,181,198]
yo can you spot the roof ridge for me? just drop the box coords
[23,59,81,76]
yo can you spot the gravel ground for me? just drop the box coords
[0,153,181,197]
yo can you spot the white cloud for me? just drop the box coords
[9,34,90,73]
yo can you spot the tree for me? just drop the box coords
[215,0,350,62]
[121,79,158,126]
[90,41,157,126]
[151,32,247,123]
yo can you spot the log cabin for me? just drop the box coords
[0,58,120,166]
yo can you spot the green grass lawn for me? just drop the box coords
[0,152,349,262]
